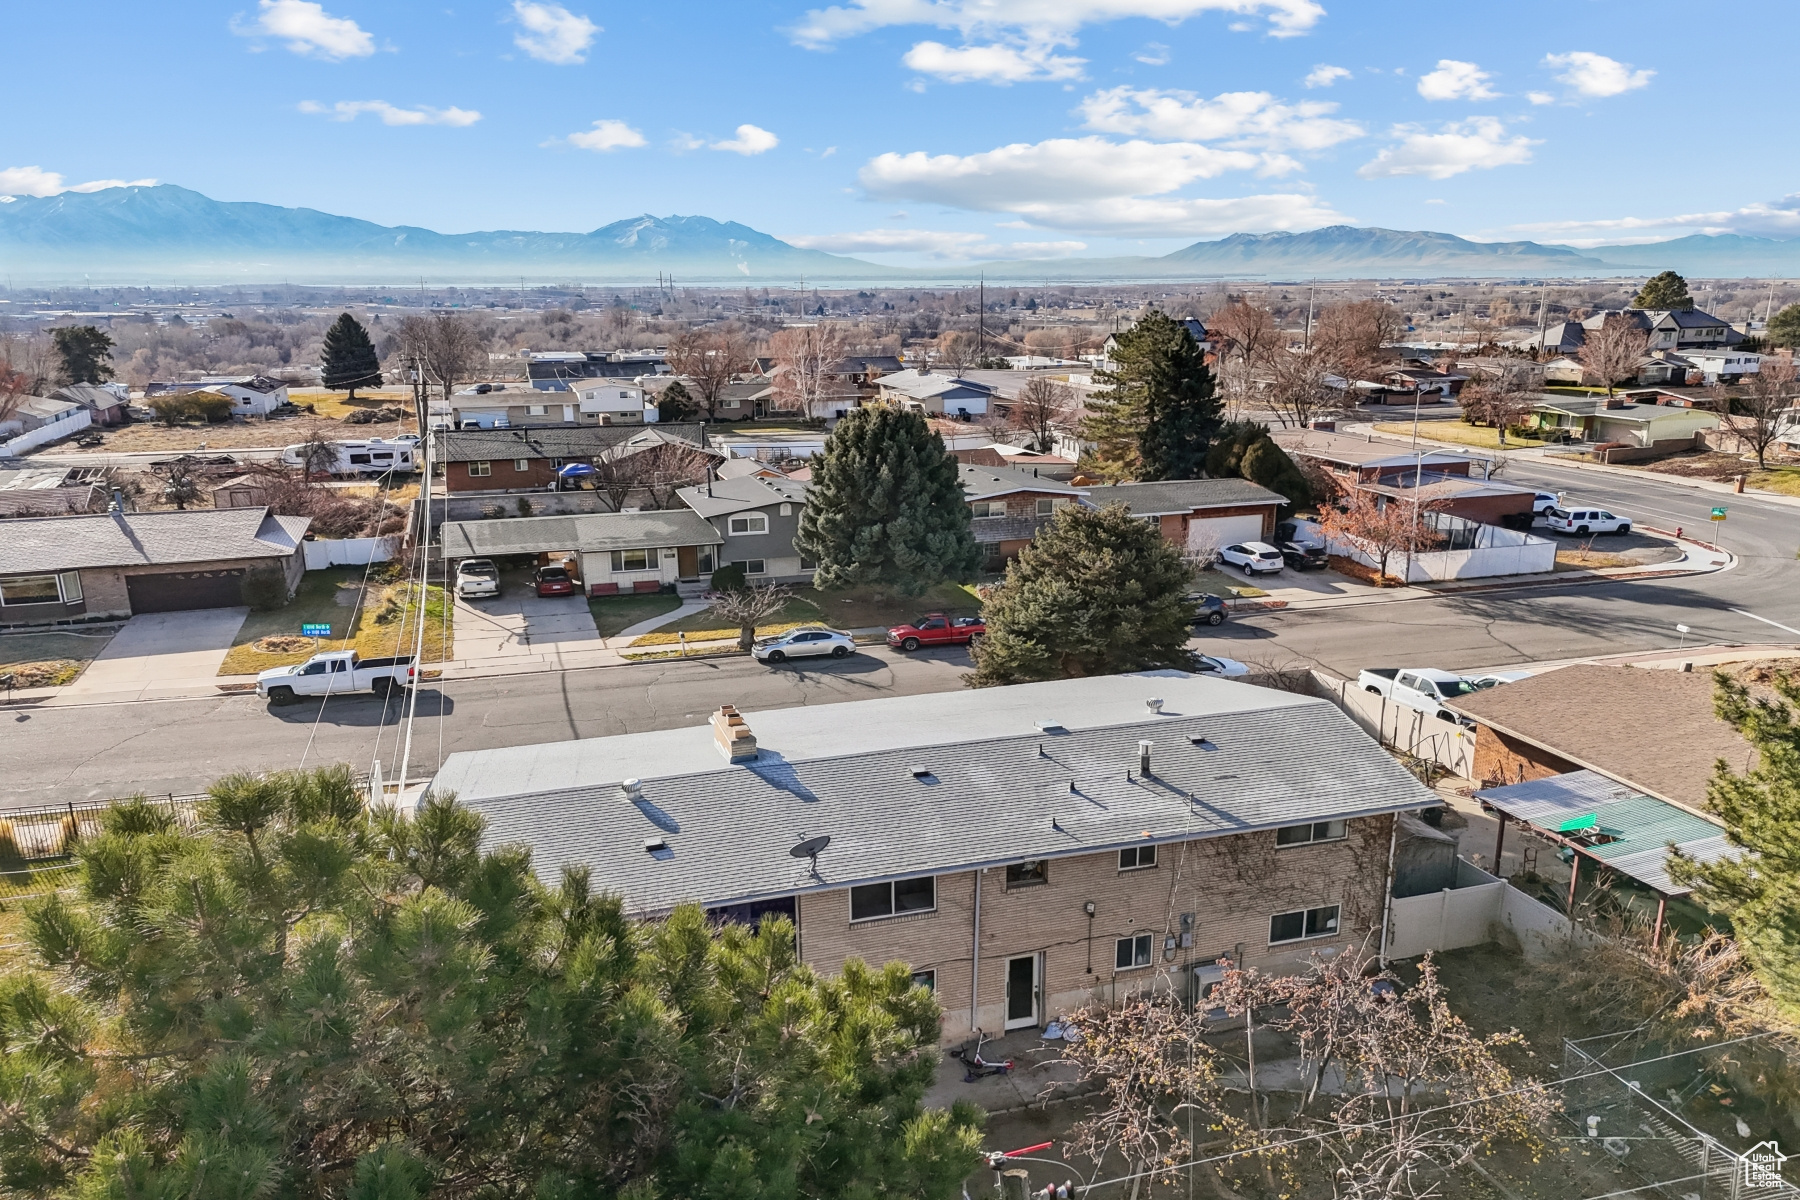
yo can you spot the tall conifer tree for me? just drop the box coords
[1080,311,1222,481]
[320,313,383,400]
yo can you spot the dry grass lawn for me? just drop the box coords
[0,629,115,689]
[219,568,453,675]
[1371,421,1549,450]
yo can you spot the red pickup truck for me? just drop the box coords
[886,612,986,651]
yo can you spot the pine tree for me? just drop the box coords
[1081,312,1222,481]
[1205,420,1312,516]
[50,326,114,384]
[969,503,1197,685]
[320,313,383,400]
[1768,303,1800,349]
[795,405,982,595]
[1633,270,1694,311]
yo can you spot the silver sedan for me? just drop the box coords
[752,627,857,663]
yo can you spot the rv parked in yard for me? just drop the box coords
[280,439,417,476]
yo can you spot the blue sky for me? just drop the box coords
[7,0,1799,266]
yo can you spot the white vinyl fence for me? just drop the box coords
[1,409,92,456]
[304,536,397,570]
[1312,669,1476,778]
[1386,858,1606,962]
[1331,512,1556,583]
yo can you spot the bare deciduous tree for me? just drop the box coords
[934,330,981,374]
[1318,487,1444,584]
[665,328,750,419]
[1459,362,1539,432]
[709,582,793,651]
[1313,300,1404,385]
[1265,349,1339,429]
[399,313,488,405]
[1008,375,1073,452]
[0,362,33,428]
[769,324,853,418]
[1578,313,1648,396]
[1717,357,1798,469]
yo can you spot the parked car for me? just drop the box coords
[1219,541,1285,575]
[534,565,577,596]
[1468,670,1532,690]
[1277,540,1329,570]
[1275,518,1326,548]
[753,627,856,663]
[454,558,500,599]
[257,651,415,705]
[1532,492,1560,517]
[886,612,985,651]
[1190,593,1228,627]
[1544,506,1631,536]
[1357,667,1479,725]
[1195,654,1250,678]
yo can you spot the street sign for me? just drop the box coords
[1710,506,1728,522]
[302,623,332,637]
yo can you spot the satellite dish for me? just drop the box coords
[789,835,831,860]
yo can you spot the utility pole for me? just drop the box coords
[1304,280,1317,350]
[977,275,985,364]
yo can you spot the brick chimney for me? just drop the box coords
[1603,395,1627,409]
[711,704,758,762]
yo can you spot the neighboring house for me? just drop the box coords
[924,418,998,451]
[715,457,791,482]
[526,350,667,390]
[954,444,1079,481]
[1087,478,1287,553]
[1518,308,1743,358]
[1274,429,1496,483]
[676,474,812,584]
[0,396,91,453]
[708,376,776,419]
[446,382,658,428]
[1355,470,1538,528]
[960,464,1084,566]
[435,423,707,495]
[49,383,127,427]
[1102,317,1211,368]
[1446,663,1755,814]
[747,355,904,418]
[1677,349,1760,385]
[572,380,660,425]
[0,506,309,626]
[439,509,723,595]
[1383,363,1468,397]
[145,375,288,417]
[1527,395,1720,447]
[429,672,1436,1042]
[211,474,278,509]
[709,428,830,463]
[874,369,996,419]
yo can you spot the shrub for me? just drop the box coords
[709,563,747,593]
[241,569,290,612]
[147,390,234,425]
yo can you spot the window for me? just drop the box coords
[528,404,547,416]
[57,571,82,604]
[1275,820,1347,847]
[970,500,1005,518]
[799,556,818,571]
[1269,904,1339,944]
[1034,497,1071,516]
[850,876,936,921]
[611,549,651,572]
[1115,933,1153,970]
[1006,859,1048,889]
[730,559,767,576]
[468,461,492,477]
[1118,845,1157,871]
[729,514,768,535]
[0,574,63,606]
[510,458,528,472]
[910,970,936,993]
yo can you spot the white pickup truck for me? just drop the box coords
[257,651,416,705]
[1357,667,1480,725]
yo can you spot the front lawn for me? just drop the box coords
[1371,422,1550,451]
[219,568,453,675]
[589,592,683,638]
[625,581,987,648]
[1188,568,1268,600]
[0,629,114,688]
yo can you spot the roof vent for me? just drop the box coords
[911,767,937,782]
[1188,736,1216,750]
[620,778,643,801]
[643,836,672,860]
[712,705,759,762]
[1036,719,1066,734]
[1145,698,1164,714]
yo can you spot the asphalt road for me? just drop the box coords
[4,454,1797,806]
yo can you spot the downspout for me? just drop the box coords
[970,868,983,1035]
[1378,812,1399,969]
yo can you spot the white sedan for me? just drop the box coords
[1544,506,1632,536]
[1219,541,1286,575]
[1195,654,1250,678]
[752,627,857,663]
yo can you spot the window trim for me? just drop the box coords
[1005,859,1049,889]
[1114,932,1153,972]
[611,548,652,572]
[1118,844,1158,872]
[1268,903,1341,946]
[1274,820,1349,848]
[970,500,1006,518]
[0,573,68,606]
[848,875,937,923]
[728,513,769,536]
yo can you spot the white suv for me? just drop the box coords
[1219,541,1286,575]
[1544,506,1631,536]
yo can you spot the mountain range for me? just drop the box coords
[2,184,1796,283]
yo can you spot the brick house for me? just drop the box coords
[432,673,1434,1041]
[1088,479,1286,553]
[0,507,309,626]
[436,423,707,495]
[960,464,1085,566]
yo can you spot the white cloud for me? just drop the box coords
[1542,51,1653,98]
[1416,59,1497,101]
[299,100,482,126]
[711,124,779,155]
[1077,85,1362,151]
[232,0,374,59]
[786,228,1088,260]
[902,40,1084,82]
[1357,118,1536,180]
[567,119,645,151]
[0,166,157,197]
[1526,91,1554,105]
[1304,63,1350,88]
[1135,42,1170,65]
[1507,194,1800,246]
[511,1,599,64]
[789,0,1327,48]
[857,135,1344,235]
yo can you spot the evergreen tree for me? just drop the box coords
[1206,420,1312,516]
[320,312,384,400]
[1768,303,1800,349]
[50,325,114,384]
[656,379,699,422]
[796,405,982,595]
[1669,671,1800,1014]
[1080,312,1222,481]
[2,767,984,1200]
[1633,270,1695,311]
[969,503,1197,685]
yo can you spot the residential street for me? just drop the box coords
[4,454,1797,806]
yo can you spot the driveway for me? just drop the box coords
[53,608,249,704]
[451,585,607,670]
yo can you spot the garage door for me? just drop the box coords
[125,568,246,614]
[1188,515,1266,552]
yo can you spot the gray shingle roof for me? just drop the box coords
[959,463,1084,499]
[0,508,308,574]
[431,671,1436,912]
[435,422,706,463]
[677,474,807,518]
[439,510,723,558]
[1089,478,1287,515]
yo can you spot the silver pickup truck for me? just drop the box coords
[257,650,415,705]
